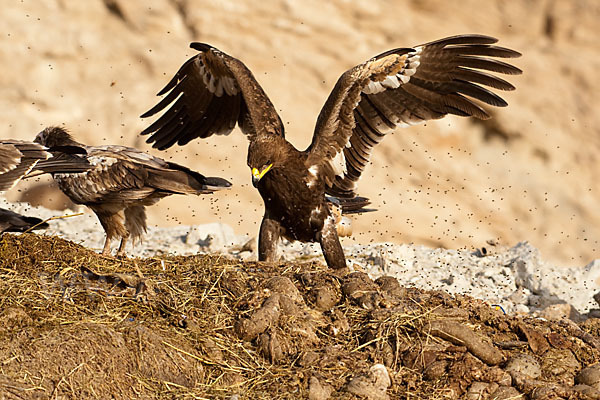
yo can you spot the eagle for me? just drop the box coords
[140,34,521,269]
[0,207,48,233]
[34,127,232,256]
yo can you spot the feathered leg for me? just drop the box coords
[258,212,282,262]
[116,235,129,257]
[101,235,112,256]
[120,205,148,257]
[318,215,347,269]
[94,209,127,257]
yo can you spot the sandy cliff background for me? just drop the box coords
[1,0,599,266]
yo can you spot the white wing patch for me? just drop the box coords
[198,61,239,97]
[362,47,422,95]
[331,150,347,177]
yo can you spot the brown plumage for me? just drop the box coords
[0,207,48,233]
[34,126,232,256]
[0,139,90,191]
[140,34,522,268]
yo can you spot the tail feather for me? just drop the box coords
[148,162,232,195]
[326,195,376,214]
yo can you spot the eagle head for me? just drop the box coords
[247,135,289,187]
[35,126,81,148]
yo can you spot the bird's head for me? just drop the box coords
[34,126,81,148]
[247,135,288,187]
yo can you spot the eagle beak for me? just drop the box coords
[251,164,272,187]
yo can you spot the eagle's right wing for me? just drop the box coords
[141,43,285,150]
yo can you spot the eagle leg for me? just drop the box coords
[101,235,112,256]
[258,214,282,262]
[116,235,129,257]
[318,216,347,269]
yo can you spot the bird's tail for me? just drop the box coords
[149,161,232,195]
[326,196,376,214]
[202,176,233,191]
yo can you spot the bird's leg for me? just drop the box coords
[101,235,112,256]
[116,235,129,257]
[258,214,282,262]
[318,215,347,269]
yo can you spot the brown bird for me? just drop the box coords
[34,126,232,256]
[0,139,90,191]
[140,34,521,269]
[0,207,48,233]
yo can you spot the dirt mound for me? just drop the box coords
[1,234,600,399]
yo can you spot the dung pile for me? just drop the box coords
[1,233,600,399]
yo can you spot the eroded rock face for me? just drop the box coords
[2,0,599,268]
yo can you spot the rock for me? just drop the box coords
[539,303,582,322]
[374,276,405,297]
[234,295,281,341]
[312,284,340,311]
[308,376,333,400]
[505,353,542,379]
[576,364,600,389]
[345,364,391,400]
[257,331,284,363]
[540,349,581,385]
[429,320,504,365]
[573,384,600,398]
[489,386,522,400]
[517,323,549,354]
[594,291,600,308]
[466,382,497,399]
[264,276,304,304]
[326,309,350,336]
[423,360,448,381]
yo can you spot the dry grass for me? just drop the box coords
[1,233,599,399]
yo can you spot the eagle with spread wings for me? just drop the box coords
[34,127,232,256]
[140,34,521,269]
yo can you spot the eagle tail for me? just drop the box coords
[202,176,233,191]
[150,163,232,195]
[327,196,376,214]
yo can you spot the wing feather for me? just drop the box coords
[306,34,522,198]
[0,140,48,191]
[141,43,284,150]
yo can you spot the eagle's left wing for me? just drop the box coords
[0,140,49,191]
[305,34,521,198]
[140,43,285,150]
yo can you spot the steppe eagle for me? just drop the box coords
[35,127,232,256]
[140,34,521,268]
